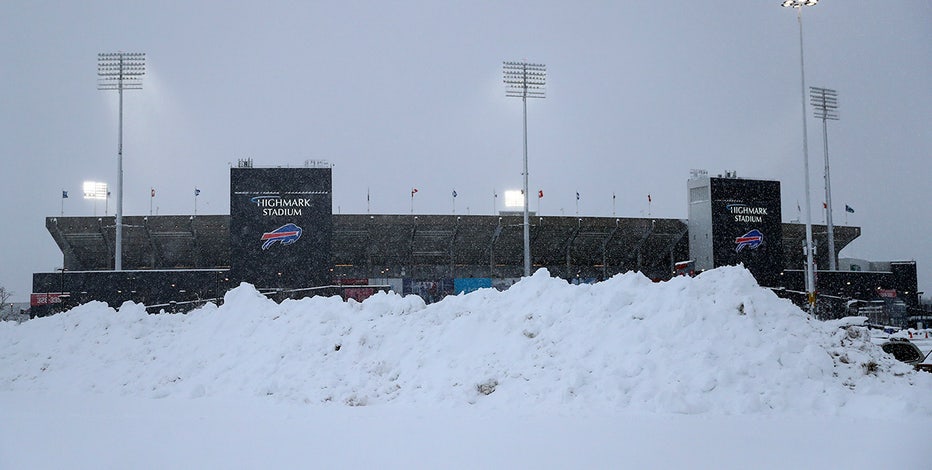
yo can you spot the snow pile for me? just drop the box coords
[2,266,928,416]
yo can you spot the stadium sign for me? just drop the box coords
[686,176,784,288]
[230,167,332,289]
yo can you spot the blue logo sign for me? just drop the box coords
[260,223,303,250]
[735,229,763,252]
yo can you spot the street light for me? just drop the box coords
[781,0,818,314]
[98,52,145,271]
[504,60,546,277]
[811,86,838,270]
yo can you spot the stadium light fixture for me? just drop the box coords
[82,181,108,200]
[504,190,524,208]
[83,181,108,217]
[811,86,838,271]
[504,60,546,277]
[780,0,818,314]
[781,0,818,7]
[98,51,145,271]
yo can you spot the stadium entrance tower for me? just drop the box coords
[230,160,332,290]
[688,171,784,287]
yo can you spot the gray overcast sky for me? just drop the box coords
[1,1,930,302]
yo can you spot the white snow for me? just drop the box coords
[2,266,930,469]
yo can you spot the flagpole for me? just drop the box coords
[410,188,416,214]
[575,192,579,216]
[612,192,616,217]
[61,191,65,217]
[367,187,371,215]
[149,188,153,216]
[492,189,497,215]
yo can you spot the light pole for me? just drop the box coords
[98,52,145,271]
[781,0,818,314]
[504,61,546,277]
[811,86,838,271]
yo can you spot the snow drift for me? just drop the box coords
[2,265,928,416]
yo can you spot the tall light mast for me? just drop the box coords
[504,61,546,277]
[780,0,819,314]
[98,52,145,271]
[811,86,839,270]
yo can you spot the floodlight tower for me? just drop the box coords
[504,61,546,277]
[780,0,818,314]
[811,86,838,270]
[98,52,145,271]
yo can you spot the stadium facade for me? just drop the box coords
[31,164,921,326]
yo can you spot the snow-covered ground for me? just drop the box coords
[2,266,930,469]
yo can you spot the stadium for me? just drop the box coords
[31,162,921,326]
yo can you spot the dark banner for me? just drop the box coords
[230,167,332,289]
[710,178,784,287]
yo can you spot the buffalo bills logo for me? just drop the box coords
[260,223,303,250]
[735,229,763,252]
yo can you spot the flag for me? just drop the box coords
[797,200,801,213]
[106,191,111,198]
[367,188,370,202]
[612,192,616,200]
[195,188,201,197]
[845,204,855,213]
[62,190,68,199]
[648,194,652,203]
[538,189,543,198]
[576,191,580,200]
[151,188,155,198]
[452,190,457,198]
[823,202,827,209]
[494,190,498,198]
[411,188,418,196]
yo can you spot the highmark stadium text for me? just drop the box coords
[252,197,313,216]
[727,204,768,223]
